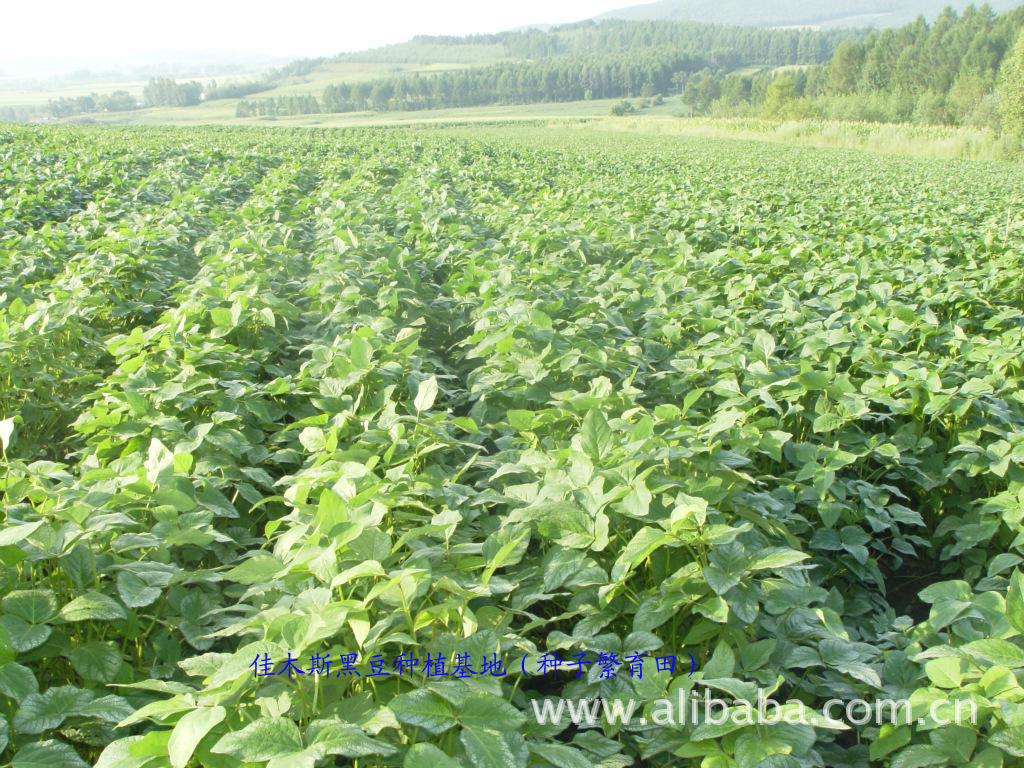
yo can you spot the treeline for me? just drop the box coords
[561,19,852,62]
[300,4,1023,130]
[235,95,321,118]
[700,4,1024,128]
[245,20,859,116]
[342,19,857,66]
[203,79,272,100]
[320,50,709,112]
[0,89,140,122]
[46,91,138,118]
[144,58,326,109]
[341,27,581,64]
[143,78,204,107]
[269,57,326,80]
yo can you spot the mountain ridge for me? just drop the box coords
[591,0,1022,29]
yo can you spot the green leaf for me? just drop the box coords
[224,555,284,585]
[890,744,951,768]
[211,717,304,762]
[962,638,1024,668]
[154,488,196,512]
[0,615,50,652]
[453,416,479,433]
[117,571,161,608]
[580,409,613,461]
[61,592,128,622]
[925,656,963,688]
[482,526,530,586]
[2,589,58,623]
[929,725,976,762]
[705,408,745,439]
[870,724,912,761]
[205,641,285,688]
[169,706,226,768]
[94,737,155,768]
[695,594,730,623]
[14,685,95,733]
[0,521,44,547]
[404,743,462,768]
[812,413,846,433]
[458,692,527,731]
[1007,569,1024,636]
[306,720,398,758]
[414,376,439,412]
[752,329,776,361]
[682,387,706,415]
[146,438,174,485]
[798,371,831,390]
[759,430,791,461]
[460,727,529,768]
[12,740,89,768]
[621,482,652,517]
[68,641,124,684]
[704,643,736,679]
[0,624,17,666]
[927,596,971,632]
[127,729,172,758]
[210,307,233,328]
[989,727,1024,757]
[611,528,669,581]
[79,695,135,723]
[350,335,371,369]
[528,743,594,768]
[389,689,457,735]
[746,548,810,571]
[689,711,749,741]
[535,505,596,550]
[197,488,238,518]
[0,662,38,702]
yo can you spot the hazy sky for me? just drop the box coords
[0,0,634,62]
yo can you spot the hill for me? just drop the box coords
[592,0,1023,28]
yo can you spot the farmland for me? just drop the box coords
[1,123,1024,768]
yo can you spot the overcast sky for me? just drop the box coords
[0,0,634,62]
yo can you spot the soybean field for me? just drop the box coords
[1,124,1024,768]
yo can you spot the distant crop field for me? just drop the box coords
[1,124,1023,768]
[64,97,687,127]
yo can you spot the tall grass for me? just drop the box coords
[567,116,1024,163]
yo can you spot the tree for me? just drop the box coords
[999,32,1024,136]
[828,40,865,94]
[369,81,393,110]
[351,82,372,110]
[97,91,136,112]
[764,75,796,119]
[143,77,202,107]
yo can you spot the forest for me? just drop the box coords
[233,5,1024,133]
